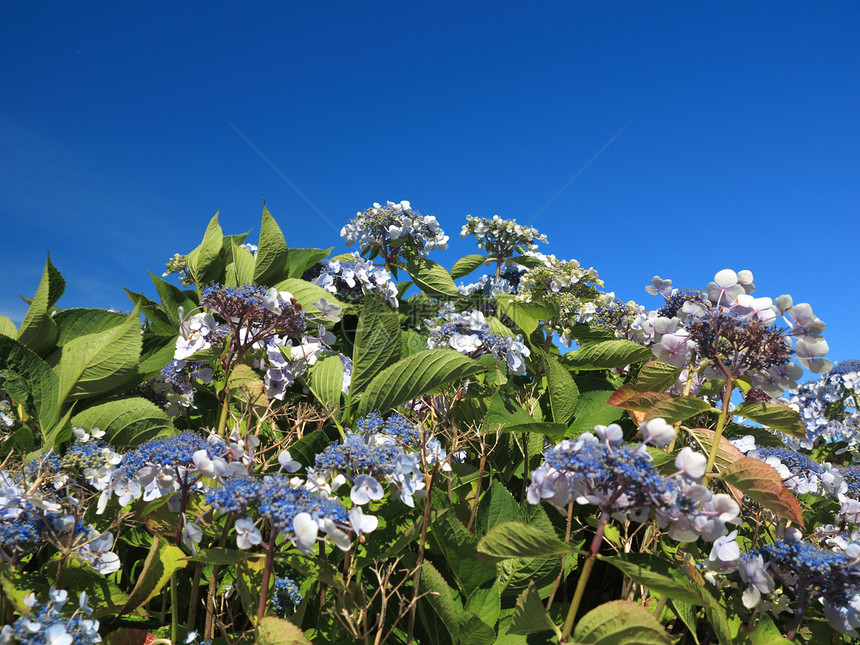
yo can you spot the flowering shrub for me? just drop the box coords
[0,202,856,644]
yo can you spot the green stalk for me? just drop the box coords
[171,571,179,644]
[562,509,609,640]
[705,376,734,476]
[256,526,278,622]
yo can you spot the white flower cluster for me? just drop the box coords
[459,214,548,258]
[787,361,860,450]
[425,310,531,375]
[458,262,529,298]
[341,200,448,261]
[311,252,399,307]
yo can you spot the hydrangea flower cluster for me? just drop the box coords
[0,589,101,645]
[184,284,306,362]
[341,201,448,265]
[163,252,194,286]
[0,393,17,434]
[355,412,420,447]
[458,262,529,299]
[731,436,846,498]
[641,270,831,396]
[205,474,365,553]
[707,532,860,637]
[154,359,213,416]
[0,469,119,574]
[515,256,604,346]
[425,310,531,375]
[459,215,547,259]
[787,360,860,450]
[306,252,399,308]
[270,576,302,616]
[528,420,741,542]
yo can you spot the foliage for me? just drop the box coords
[0,205,856,645]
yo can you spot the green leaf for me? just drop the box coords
[560,340,653,370]
[41,559,129,618]
[227,364,269,413]
[237,554,267,624]
[256,617,314,645]
[307,354,343,411]
[405,257,460,297]
[635,360,683,392]
[186,212,224,286]
[572,600,672,644]
[565,323,616,343]
[465,582,501,630]
[476,478,518,537]
[431,511,495,596]
[186,547,254,566]
[671,601,701,645]
[138,334,177,377]
[225,237,257,287]
[17,255,62,355]
[0,334,60,430]
[120,535,187,614]
[504,422,568,442]
[697,583,734,645]
[417,560,460,642]
[286,247,333,279]
[735,402,806,439]
[546,354,578,425]
[477,521,575,563]
[569,390,624,436]
[124,288,176,336]
[457,611,496,645]
[350,295,402,396]
[498,295,558,337]
[450,254,487,279]
[748,616,793,645]
[0,315,17,338]
[401,329,427,356]
[54,308,127,346]
[149,272,198,325]
[272,278,350,317]
[721,456,805,526]
[509,581,559,636]
[71,396,172,447]
[602,553,704,605]
[54,310,142,405]
[355,349,488,417]
[254,204,290,285]
[644,396,715,424]
[483,391,535,431]
[486,315,514,338]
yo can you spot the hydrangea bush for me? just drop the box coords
[0,203,853,644]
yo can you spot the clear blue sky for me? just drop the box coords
[2,2,858,365]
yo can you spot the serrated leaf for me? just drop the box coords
[498,295,558,337]
[602,553,703,605]
[431,511,494,596]
[149,272,198,325]
[608,386,672,412]
[256,617,314,645]
[286,247,332,279]
[748,615,793,645]
[509,581,559,636]
[671,601,701,645]
[138,334,176,377]
[350,295,401,395]
[572,600,672,644]
[124,288,176,336]
[71,397,172,447]
[644,396,715,423]
[54,308,127,345]
[417,560,460,642]
[226,237,257,287]
[486,315,514,338]
[17,255,62,355]
[254,204,290,285]
[120,535,187,614]
[186,212,224,286]
[450,254,488,279]
[307,354,343,411]
[721,456,804,526]
[54,311,142,405]
[465,582,501,629]
[504,422,568,442]
[697,582,734,645]
[635,360,682,392]
[560,340,653,370]
[0,334,59,430]
[566,323,616,342]
[569,389,624,436]
[457,611,496,645]
[0,315,17,338]
[237,554,267,624]
[686,427,745,473]
[405,257,460,297]
[477,521,575,563]
[546,354,578,425]
[483,391,534,431]
[186,547,254,566]
[355,349,488,417]
[735,402,806,439]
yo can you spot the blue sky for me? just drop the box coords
[2,2,858,368]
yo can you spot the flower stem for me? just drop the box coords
[171,571,179,644]
[562,509,609,641]
[257,525,278,622]
[705,376,734,476]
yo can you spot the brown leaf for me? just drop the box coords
[721,456,805,527]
